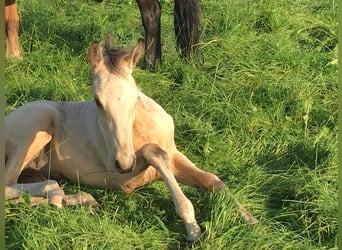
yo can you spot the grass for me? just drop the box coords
[5,0,337,249]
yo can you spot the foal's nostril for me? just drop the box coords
[115,160,134,174]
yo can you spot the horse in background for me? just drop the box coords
[5,0,200,68]
[5,0,21,59]
[135,0,200,68]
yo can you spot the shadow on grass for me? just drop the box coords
[60,181,207,248]
[6,182,203,249]
[257,141,330,214]
[256,141,334,246]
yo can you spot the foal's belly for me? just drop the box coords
[50,153,109,185]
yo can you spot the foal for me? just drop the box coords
[5,37,225,241]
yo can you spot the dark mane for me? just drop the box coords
[103,36,130,74]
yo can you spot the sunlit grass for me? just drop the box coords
[5,0,337,249]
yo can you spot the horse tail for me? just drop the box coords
[174,0,201,59]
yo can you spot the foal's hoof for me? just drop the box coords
[206,174,226,191]
[186,222,201,242]
[48,195,64,208]
[213,180,226,191]
[63,193,99,207]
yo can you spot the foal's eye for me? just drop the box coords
[94,97,103,108]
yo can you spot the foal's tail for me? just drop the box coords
[174,0,200,59]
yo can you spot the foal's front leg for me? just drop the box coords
[135,143,201,242]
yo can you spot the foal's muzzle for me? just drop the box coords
[115,156,136,174]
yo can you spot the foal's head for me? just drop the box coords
[88,37,144,173]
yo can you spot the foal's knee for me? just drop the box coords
[141,143,169,167]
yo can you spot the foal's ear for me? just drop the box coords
[88,41,103,73]
[128,39,144,68]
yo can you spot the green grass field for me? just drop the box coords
[5,0,338,249]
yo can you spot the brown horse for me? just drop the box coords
[5,37,227,241]
[5,0,200,67]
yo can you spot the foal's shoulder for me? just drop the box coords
[138,92,163,111]
[138,91,173,122]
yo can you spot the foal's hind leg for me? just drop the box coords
[5,180,65,208]
[5,131,52,185]
[5,131,65,207]
[170,151,225,191]
[171,152,258,223]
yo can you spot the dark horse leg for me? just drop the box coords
[136,0,161,68]
[137,0,200,68]
[174,0,200,59]
[7,0,200,65]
